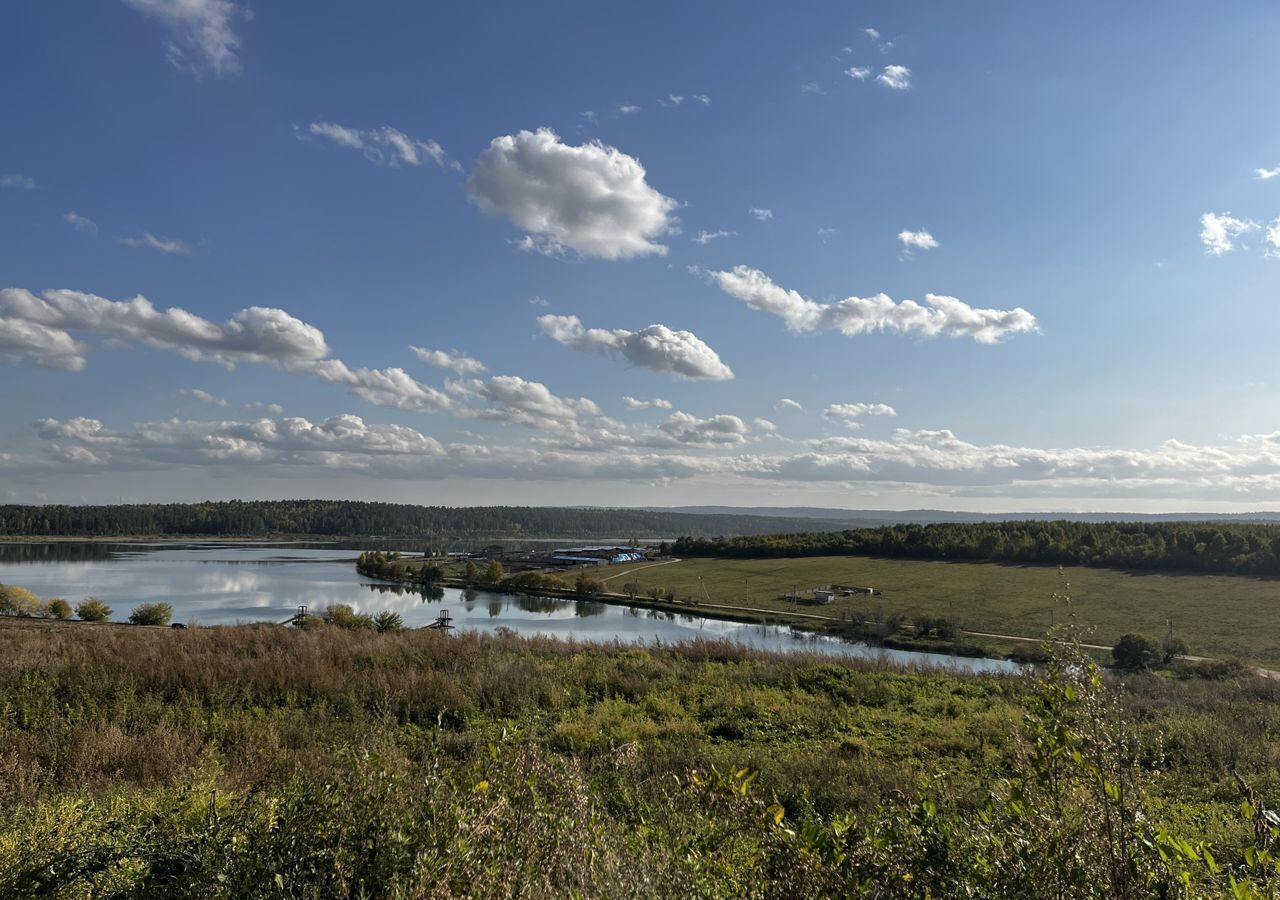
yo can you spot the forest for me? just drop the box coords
[0,500,844,541]
[672,519,1280,576]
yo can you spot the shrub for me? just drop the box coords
[322,604,374,630]
[128,602,174,626]
[75,598,113,622]
[0,584,44,617]
[45,598,73,620]
[373,610,404,634]
[1111,632,1159,670]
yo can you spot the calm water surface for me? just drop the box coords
[0,542,1018,674]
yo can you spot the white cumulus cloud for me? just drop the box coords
[898,229,938,250]
[411,347,486,375]
[622,396,673,410]
[538,314,734,380]
[749,207,774,221]
[1200,212,1260,255]
[657,411,751,446]
[466,129,678,260]
[825,402,897,427]
[1254,167,1280,180]
[877,65,912,90]
[708,266,1038,344]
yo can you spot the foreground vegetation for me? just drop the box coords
[592,555,1280,665]
[2,616,1280,897]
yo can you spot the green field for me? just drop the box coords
[592,556,1280,664]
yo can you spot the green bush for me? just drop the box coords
[322,604,374,630]
[75,597,113,622]
[1112,632,1159,670]
[128,602,174,626]
[45,598,72,620]
[373,610,404,633]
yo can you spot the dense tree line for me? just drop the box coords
[0,500,844,540]
[673,520,1280,576]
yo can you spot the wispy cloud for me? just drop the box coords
[844,66,871,80]
[63,212,98,237]
[303,122,459,170]
[122,232,191,254]
[800,82,828,95]
[749,207,774,221]
[122,0,250,77]
[0,174,35,190]
[179,388,227,407]
[693,229,736,245]
[777,398,804,412]
[618,104,641,115]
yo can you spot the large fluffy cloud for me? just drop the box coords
[466,128,678,259]
[122,0,250,77]
[538,314,734,380]
[0,288,330,370]
[708,266,1038,344]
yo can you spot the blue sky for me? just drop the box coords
[2,0,1279,510]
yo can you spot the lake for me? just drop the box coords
[0,541,1019,674]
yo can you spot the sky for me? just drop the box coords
[2,0,1280,512]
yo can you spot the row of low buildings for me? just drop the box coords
[545,546,654,567]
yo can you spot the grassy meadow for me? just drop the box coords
[592,556,1280,664]
[3,618,1280,896]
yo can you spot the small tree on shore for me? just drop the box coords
[76,598,112,622]
[574,570,603,598]
[483,560,504,584]
[45,598,73,620]
[129,602,174,626]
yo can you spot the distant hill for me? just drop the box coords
[642,506,1280,526]
[0,501,851,541]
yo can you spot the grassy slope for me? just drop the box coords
[592,556,1280,664]
[1,620,1278,896]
